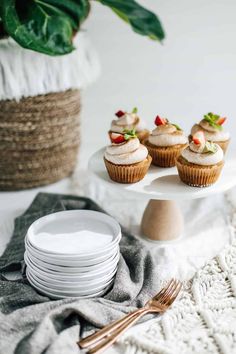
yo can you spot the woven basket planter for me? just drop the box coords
[0,90,81,190]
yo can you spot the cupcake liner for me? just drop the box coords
[108,130,150,144]
[188,135,230,154]
[137,130,150,143]
[104,155,152,183]
[216,139,230,154]
[176,156,224,187]
[145,141,188,167]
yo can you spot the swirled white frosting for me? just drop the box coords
[181,142,224,166]
[111,113,146,133]
[104,138,148,165]
[148,124,188,147]
[189,141,205,153]
[191,120,230,142]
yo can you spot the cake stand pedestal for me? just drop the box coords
[88,148,236,241]
[141,200,184,241]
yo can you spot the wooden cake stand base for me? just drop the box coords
[141,200,183,241]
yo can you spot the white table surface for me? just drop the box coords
[0,179,74,256]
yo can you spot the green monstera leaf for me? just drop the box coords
[95,0,165,41]
[0,0,90,55]
[0,0,165,56]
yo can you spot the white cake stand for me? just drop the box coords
[88,148,236,241]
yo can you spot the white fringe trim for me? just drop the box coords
[0,33,100,101]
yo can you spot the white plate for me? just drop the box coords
[26,272,111,299]
[24,251,119,281]
[26,242,119,267]
[26,210,121,256]
[25,236,120,262]
[27,266,117,290]
[25,235,120,261]
[26,269,114,296]
[27,247,119,270]
[24,250,120,274]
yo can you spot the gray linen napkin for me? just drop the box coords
[0,193,158,354]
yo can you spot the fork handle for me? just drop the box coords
[78,307,146,349]
[88,308,151,354]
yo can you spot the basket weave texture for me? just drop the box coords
[0,89,81,190]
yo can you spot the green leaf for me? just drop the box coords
[95,0,165,42]
[0,0,90,56]
[203,112,222,131]
[203,141,218,153]
[123,128,137,140]
[132,107,138,114]
[172,123,181,131]
[0,18,7,37]
[40,0,90,28]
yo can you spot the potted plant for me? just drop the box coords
[0,0,165,190]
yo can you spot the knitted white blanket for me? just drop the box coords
[119,193,236,354]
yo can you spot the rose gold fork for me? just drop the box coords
[78,279,182,353]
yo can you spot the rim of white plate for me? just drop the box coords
[26,268,114,296]
[25,234,120,260]
[25,244,119,267]
[26,210,121,256]
[24,250,120,273]
[26,271,112,299]
[27,266,118,290]
[24,251,119,281]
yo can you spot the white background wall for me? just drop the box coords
[81,0,236,165]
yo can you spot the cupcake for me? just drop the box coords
[176,131,224,187]
[104,129,152,183]
[190,113,230,153]
[108,108,149,143]
[145,116,188,167]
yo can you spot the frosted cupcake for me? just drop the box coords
[108,108,149,143]
[104,129,152,183]
[176,131,224,187]
[145,116,188,167]
[190,113,230,153]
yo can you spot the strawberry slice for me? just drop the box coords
[115,110,125,118]
[111,133,125,144]
[216,117,227,125]
[193,131,205,145]
[155,115,167,126]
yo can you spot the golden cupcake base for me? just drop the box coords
[104,155,152,184]
[176,156,224,187]
[145,141,188,168]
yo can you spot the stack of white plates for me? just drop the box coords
[24,210,121,299]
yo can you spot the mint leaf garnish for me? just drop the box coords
[203,141,218,153]
[172,123,181,131]
[203,112,222,131]
[132,107,138,114]
[123,128,137,140]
